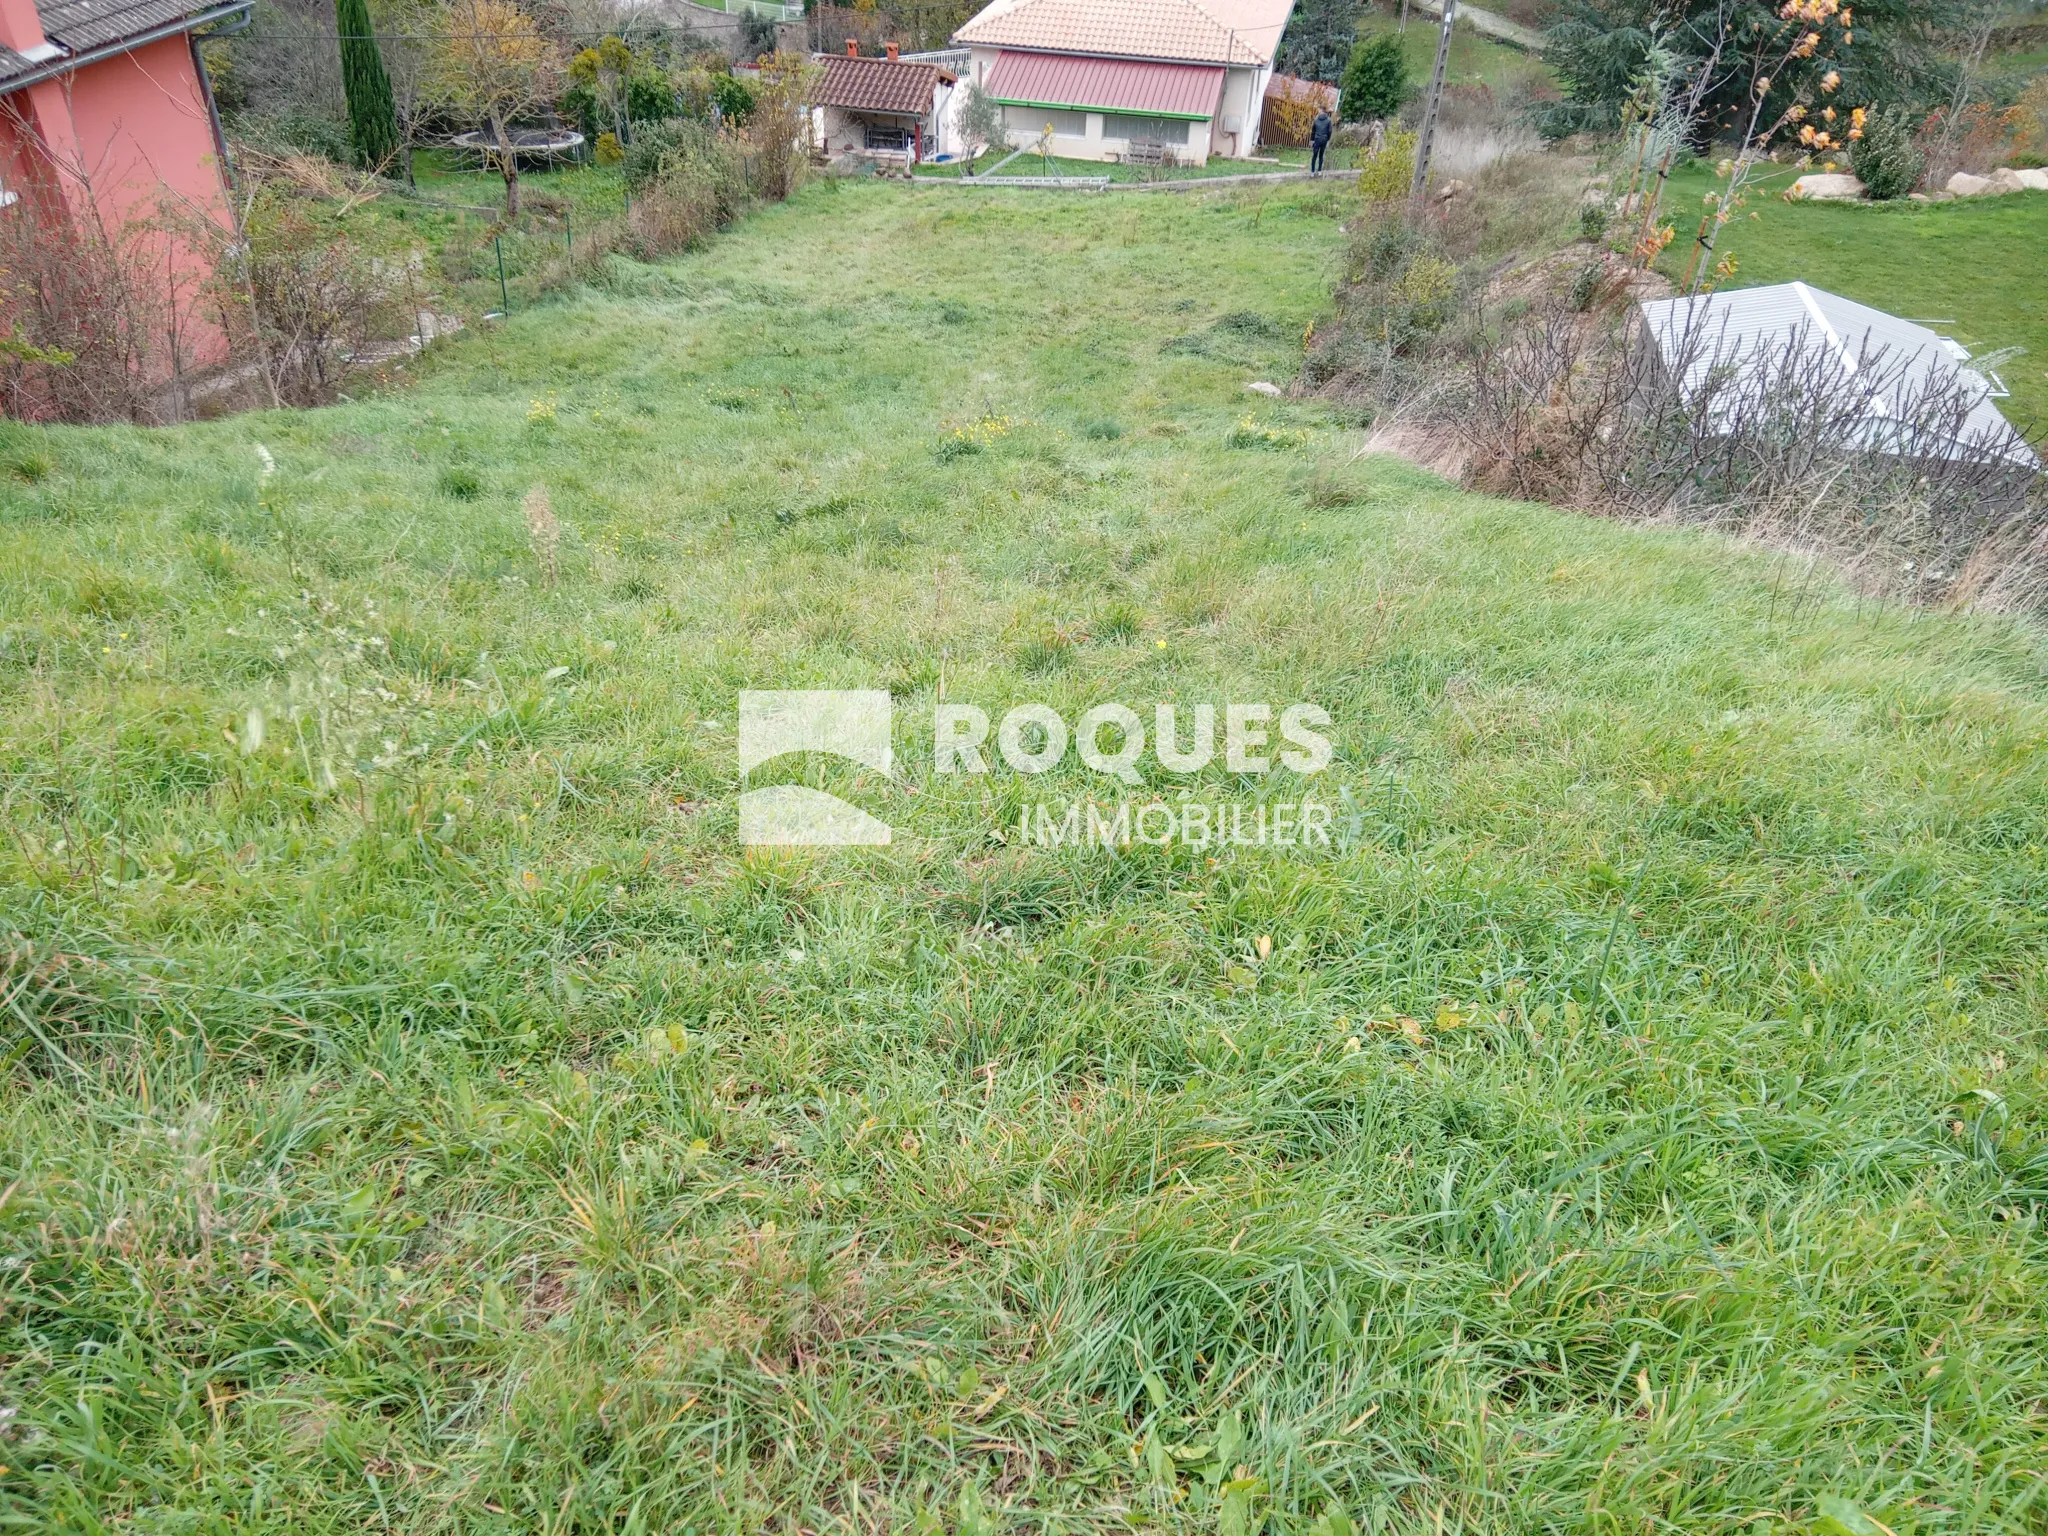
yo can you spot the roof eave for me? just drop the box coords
[0,0,249,97]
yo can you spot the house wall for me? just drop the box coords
[1,35,237,378]
[53,39,235,242]
[929,74,961,158]
[964,45,1271,166]
[1209,64,1268,159]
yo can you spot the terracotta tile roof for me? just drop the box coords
[985,50,1222,117]
[809,53,951,115]
[3,0,243,90]
[954,0,1292,67]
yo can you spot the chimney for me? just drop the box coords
[0,0,52,57]
[885,41,899,61]
[845,38,858,56]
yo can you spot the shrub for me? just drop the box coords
[710,73,755,125]
[0,185,171,423]
[1341,32,1410,123]
[1568,261,1604,312]
[622,118,740,202]
[616,120,749,258]
[627,70,679,125]
[959,80,1007,157]
[1578,201,1610,240]
[736,53,816,203]
[627,167,744,258]
[1356,129,1416,203]
[232,182,424,406]
[226,110,355,164]
[1851,107,1924,199]
[595,131,624,165]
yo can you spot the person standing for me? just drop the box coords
[1309,108,1333,176]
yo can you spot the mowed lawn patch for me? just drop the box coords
[1659,160,2048,429]
[1,179,2046,1535]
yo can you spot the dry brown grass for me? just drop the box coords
[523,483,562,587]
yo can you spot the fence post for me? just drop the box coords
[495,235,510,314]
[565,210,572,258]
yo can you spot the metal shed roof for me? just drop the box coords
[1639,282,2039,468]
[983,50,1223,118]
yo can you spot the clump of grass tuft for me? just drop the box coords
[70,567,145,618]
[1014,629,1073,674]
[439,465,483,500]
[1302,469,1364,508]
[5,449,53,484]
[1081,417,1124,441]
[1094,600,1144,643]
[185,534,239,585]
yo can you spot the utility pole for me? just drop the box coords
[1406,0,1456,226]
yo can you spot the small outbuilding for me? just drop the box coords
[1259,73,1336,148]
[810,42,958,165]
[1639,281,2039,469]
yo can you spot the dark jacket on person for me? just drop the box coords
[1309,110,1333,147]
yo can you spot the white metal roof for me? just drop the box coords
[1639,282,2039,469]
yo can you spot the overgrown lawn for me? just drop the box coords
[1,179,2045,1534]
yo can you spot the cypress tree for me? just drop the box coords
[337,0,400,171]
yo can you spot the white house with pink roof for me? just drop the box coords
[951,0,1295,165]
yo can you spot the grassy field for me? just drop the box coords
[1355,10,1553,98]
[1656,161,2048,430]
[2,177,2047,1535]
[289,149,634,324]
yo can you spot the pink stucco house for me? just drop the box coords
[1,0,247,403]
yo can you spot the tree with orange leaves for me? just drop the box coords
[426,0,565,216]
[1679,0,1865,292]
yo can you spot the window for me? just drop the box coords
[1101,114,1192,146]
[0,170,15,210]
[1004,106,1087,138]
[864,122,910,152]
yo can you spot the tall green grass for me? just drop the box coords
[1,180,2044,1534]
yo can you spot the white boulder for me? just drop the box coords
[1947,172,1999,197]
[1789,172,1865,201]
[2008,167,2048,191]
